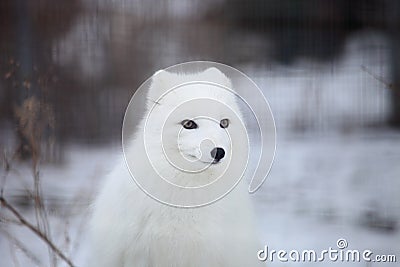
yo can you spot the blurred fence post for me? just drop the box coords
[387,0,400,127]
[14,0,39,160]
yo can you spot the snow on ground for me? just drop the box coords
[1,130,399,267]
[253,131,400,267]
[0,144,120,267]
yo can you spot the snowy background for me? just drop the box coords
[1,1,399,266]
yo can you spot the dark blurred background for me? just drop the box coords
[1,0,399,157]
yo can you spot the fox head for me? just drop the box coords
[123,65,274,206]
[143,67,248,180]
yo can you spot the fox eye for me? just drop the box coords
[220,118,229,128]
[181,119,198,129]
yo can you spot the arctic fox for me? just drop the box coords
[87,67,263,267]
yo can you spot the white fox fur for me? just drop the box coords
[87,67,263,267]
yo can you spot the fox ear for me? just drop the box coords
[147,67,232,107]
[202,67,224,77]
[153,69,170,80]
[201,67,231,88]
[151,69,174,89]
[148,69,176,105]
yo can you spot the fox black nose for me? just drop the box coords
[211,147,225,161]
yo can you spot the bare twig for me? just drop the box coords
[3,57,61,267]
[0,196,76,267]
[1,150,11,197]
[1,150,30,198]
[361,65,394,89]
[32,168,57,267]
